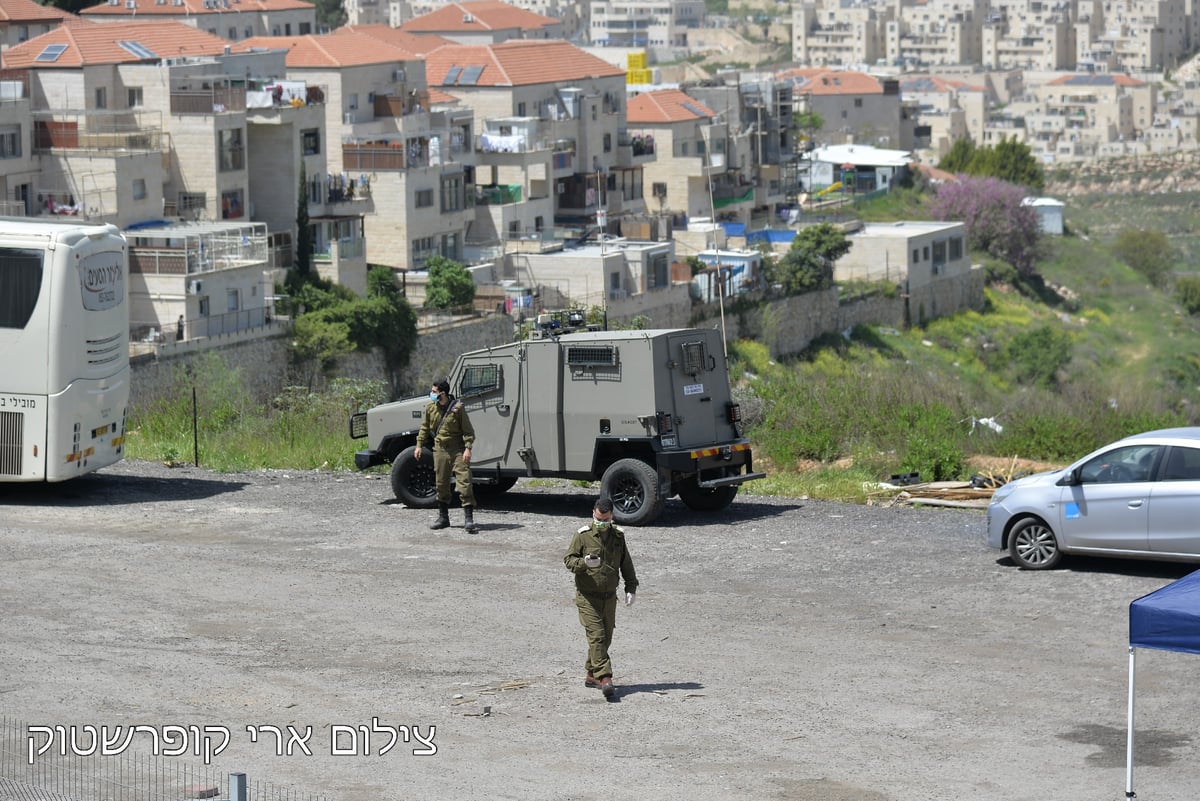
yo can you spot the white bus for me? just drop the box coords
[0,219,129,481]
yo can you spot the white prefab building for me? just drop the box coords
[1022,197,1064,236]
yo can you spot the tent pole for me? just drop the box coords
[1126,646,1136,800]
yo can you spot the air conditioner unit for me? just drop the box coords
[393,68,406,82]
[187,280,202,295]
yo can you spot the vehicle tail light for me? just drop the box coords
[656,411,674,434]
[726,402,742,424]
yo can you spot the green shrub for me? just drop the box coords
[896,403,964,481]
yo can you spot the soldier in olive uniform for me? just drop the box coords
[563,497,638,698]
[414,378,479,533]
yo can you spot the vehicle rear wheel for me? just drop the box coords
[1008,517,1062,570]
[473,476,518,497]
[676,474,738,512]
[391,446,438,508]
[600,458,665,526]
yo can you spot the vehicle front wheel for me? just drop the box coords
[1008,517,1062,570]
[600,458,665,526]
[391,446,438,508]
[676,474,738,512]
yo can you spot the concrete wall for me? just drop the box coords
[130,267,984,409]
[129,313,515,409]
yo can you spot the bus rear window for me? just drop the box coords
[0,247,43,329]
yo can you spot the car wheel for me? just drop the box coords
[391,446,438,508]
[600,458,665,526]
[1008,517,1062,570]
[676,474,738,512]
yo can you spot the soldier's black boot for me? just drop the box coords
[430,503,450,530]
[463,505,479,534]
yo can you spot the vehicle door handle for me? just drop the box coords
[1128,500,1143,509]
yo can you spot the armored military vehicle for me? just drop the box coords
[350,326,764,525]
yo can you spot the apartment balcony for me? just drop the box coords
[32,114,163,154]
[476,184,523,205]
[616,131,656,167]
[170,84,247,115]
[342,136,453,171]
[373,91,428,119]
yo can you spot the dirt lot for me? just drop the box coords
[2,460,1199,801]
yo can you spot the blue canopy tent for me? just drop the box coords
[1127,569,1200,798]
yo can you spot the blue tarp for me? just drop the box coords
[746,229,796,245]
[721,222,746,237]
[1129,568,1200,654]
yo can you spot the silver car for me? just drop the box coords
[987,427,1200,569]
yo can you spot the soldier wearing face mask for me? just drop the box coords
[563,496,638,698]
[414,377,479,533]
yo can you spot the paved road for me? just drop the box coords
[1,460,1197,801]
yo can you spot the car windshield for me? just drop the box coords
[1078,444,1159,483]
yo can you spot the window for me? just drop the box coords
[1163,447,1200,480]
[17,25,28,42]
[347,93,358,111]
[284,23,291,34]
[0,126,20,159]
[226,288,240,313]
[566,345,617,366]
[441,174,464,212]
[949,237,962,260]
[221,188,244,219]
[854,98,863,108]
[415,188,434,207]
[198,296,210,317]
[1079,444,1160,483]
[534,216,544,232]
[912,248,919,263]
[218,128,244,171]
[179,192,206,214]
[648,253,668,289]
[652,182,667,199]
[127,87,143,108]
[517,102,526,116]
[132,178,146,200]
[460,364,500,398]
[591,104,597,121]
[603,133,611,153]
[228,27,237,39]
[94,87,107,110]
[923,245,930,260]
[244,26,253,38]
[299,22,311,34]
[301,128,320,155]
[0,247,42,329]
[696,139,705,155]
[508,221,520,238]
[308,175,322,204]
[680,340,708,375]
[681,142,688,156]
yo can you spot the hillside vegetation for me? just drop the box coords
[739,190,1200,501]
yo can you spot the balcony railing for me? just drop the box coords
[342,140,432,171]
[476,184,522,205]
[33,120,162,153]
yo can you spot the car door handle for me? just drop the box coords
[1128,500,1144,508]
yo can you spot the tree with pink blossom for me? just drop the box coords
[928,175,1042,276]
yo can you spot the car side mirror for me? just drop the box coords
[1056,469,1077,487]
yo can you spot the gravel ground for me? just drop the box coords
[1,460,1198,801]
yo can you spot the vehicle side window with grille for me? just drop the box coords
[681,340,707,375]
[459,364,500,398]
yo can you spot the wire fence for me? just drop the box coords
[0,718,330,801]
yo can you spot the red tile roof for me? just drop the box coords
[0,0,69,25]
[337,24,453,55]
[79,0,311,18]
[775,67,885,95]
[400,0,557,34]
[3,18,243,68]
[900,74,987,93]
[241,31,419,67]
[426,86,459,105]
[424,39,623,87]
[626,89,715,124]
